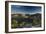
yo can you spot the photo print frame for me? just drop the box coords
[5,1,45,33]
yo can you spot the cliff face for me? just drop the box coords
[30,13,41,27]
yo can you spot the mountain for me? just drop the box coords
[11,13,41,28]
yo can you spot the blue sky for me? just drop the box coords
[11,5,41,14]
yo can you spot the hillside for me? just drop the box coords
[11,13,41,28]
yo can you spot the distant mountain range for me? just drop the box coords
[11,13,41,19]
[12,13,41,16]
[25,13,41,16]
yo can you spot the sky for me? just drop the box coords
[11,5,41,14]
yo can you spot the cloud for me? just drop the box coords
[11,5,41,14]
[11,10,41,14]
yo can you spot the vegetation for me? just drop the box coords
[11,13,41,28]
